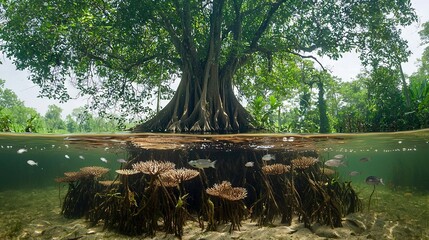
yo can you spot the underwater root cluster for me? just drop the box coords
[57,161,201,238]
[56,155,361,238]
[55,166,110,218]
[206,181,248,232]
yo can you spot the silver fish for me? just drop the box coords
[245,161,254,167]
[262,154,275,161]
[27,160,38,166]
[117,158,127,163]
[189,159,216,169]
[79,155,85,160]
[324,159,346,167]
[65,155,70,159]
[17,148,28,154]
[100,157,108,163]
[334,154,345,159]
[349,171,360,176]
[365,176,384,185]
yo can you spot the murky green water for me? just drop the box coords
[0,130,428,239]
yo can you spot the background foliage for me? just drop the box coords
[0,2,427,133]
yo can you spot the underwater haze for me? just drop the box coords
[0,130,428,239]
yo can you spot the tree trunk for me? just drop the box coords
[132,65,254,133]
[133,0,255,133]
[398,64,411,109]
[317,79,329,133]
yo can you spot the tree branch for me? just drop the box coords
[249,0,286,50]
[287,51,327,72]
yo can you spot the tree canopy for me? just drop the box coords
[0,0,417,133]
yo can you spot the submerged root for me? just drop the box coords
[57,150,362,237]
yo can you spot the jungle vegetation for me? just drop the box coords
[0,1,428,134]
[0,79,122,133]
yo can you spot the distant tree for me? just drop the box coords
[70,107,93,132]
[332,77,368,133]
[44,104,66,133]
[0,0,417,133]
[0,79,44,132]
[65,114,78,133]
[407,21,429,128]
[365,67,407,131]
[0,79,23,108]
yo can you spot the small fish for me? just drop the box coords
[349,171,361,176]
[334,154,345,159]
[365,176,384,185]
[104,147,110,151]
[245,161,254,167]
[65,155,70,159]
[17,148,28,154]
[359,157,370,162]
[64,144,69,148]
[100,157,108,163]
[117,158,127,163]
[324,159,347,167]
[262,154,275,161]
[27,160,38,166]
[79,155,85,160]
[188,159,216,169]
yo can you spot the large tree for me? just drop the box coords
[0,0,416,132]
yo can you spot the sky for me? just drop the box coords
[1,0,428,118]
